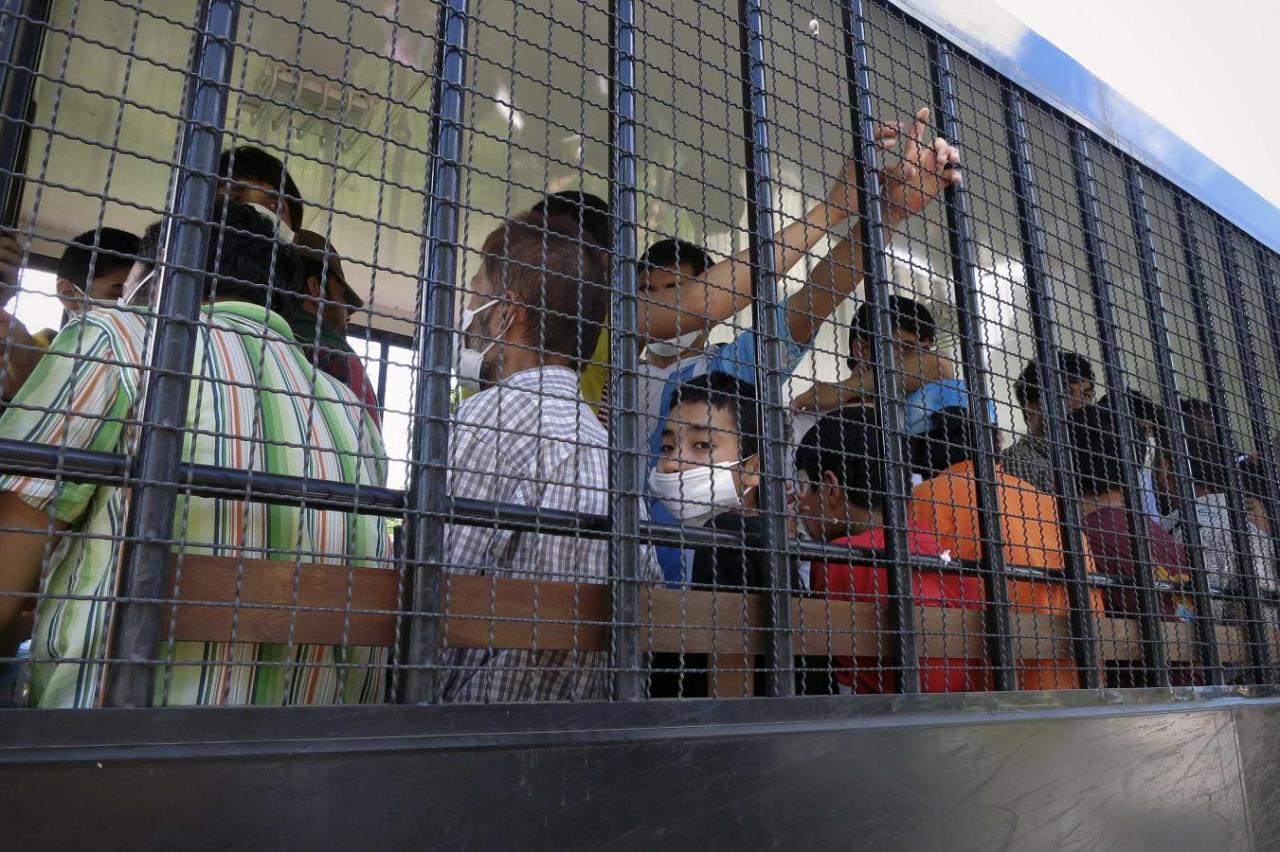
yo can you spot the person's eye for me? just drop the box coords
[694,441,713,452]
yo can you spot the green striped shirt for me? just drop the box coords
[0,302,391,708]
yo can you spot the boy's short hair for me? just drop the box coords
[530,190,611,252]
[1178,398,1232,492]
[641,238,713,277]
[1238,455,1272,503]
[1068,402,1128,496]
[1014,350,1095,408]
[795,407,885,510]
[56,227,140,287]
[910,406,974,480]
[138,199,303,315]
[480,211,608,365]
[851,295,936,350]
[667,372,760,459]
[218,146,303,228]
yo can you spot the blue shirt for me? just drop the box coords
[905,378,998,435]
[647,313,807,465]
[648,312,807,587]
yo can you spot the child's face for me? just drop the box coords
[847,327,928,372]
[657,399,758,494]
[639,261,710,354]
[794,468,855,541]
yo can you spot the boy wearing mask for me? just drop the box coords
[649,372,778,589]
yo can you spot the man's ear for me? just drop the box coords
[305,275,323,299]
[54,278,80,300]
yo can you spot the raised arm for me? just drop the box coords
[785,107,961,348]
[636,123,904,342]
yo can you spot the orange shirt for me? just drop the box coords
[910,460,1104,690]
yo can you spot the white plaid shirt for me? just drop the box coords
[440,366,661,703]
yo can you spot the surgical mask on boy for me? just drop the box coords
[454,298,504,393]
[648,457,753,525]
[645,328,701,359]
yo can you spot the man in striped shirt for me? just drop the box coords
[442,210,662,703]
[0,201,390,708]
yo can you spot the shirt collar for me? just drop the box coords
[203,298,295,337]
[204,301,296,340]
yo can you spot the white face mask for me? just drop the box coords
[245,202,295,243]
[454,298,499,393]
[649,458,750,525]
[645,328,702,359]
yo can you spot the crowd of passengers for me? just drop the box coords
[0,107,1275,708]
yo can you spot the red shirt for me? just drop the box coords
[811,523,988,694]
[1083,507,1194,620]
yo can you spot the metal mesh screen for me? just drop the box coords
[0,0,1278,709]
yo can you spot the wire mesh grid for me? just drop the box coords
[0,0,1278,709]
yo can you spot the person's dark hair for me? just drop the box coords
[795,408,885,510]
[1178,397,1232,492]
[56,228,140,288]
[641,238,713,278]
[479,211,608,365]
[530,190,611,252]
[910,406,975,480]
[1067,403,1130,496]
[137,199,303,314]
[851,295,936,349]
[1238,455,1273,503]
[667,372,760,459]
[1014,350,1095,409]
[218,146,304,229]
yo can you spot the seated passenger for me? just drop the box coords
[442,211,662,703]
[1097,388,1164,521]
[1070,402,1196,687]
[289,229,380,423]
[0,201,390,708]
[800,409,987,694]
[217,145,304,232]
[0,228,140,398]
[792,296,992,436]
[1158,399,1276,624]
[648,372,799,589]
[1002,351,1095,494]
[908,406,1102,689]
[1237,455,1279,623]
[1071,402,1192,618]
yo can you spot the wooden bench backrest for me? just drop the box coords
[160,554,1265,665]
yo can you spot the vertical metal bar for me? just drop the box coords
[928,40,1016,691]
[400,0,470,705]
[1069,129,1166,685]
[840,0,917,693]
[1001,90,1103,684]
[1213,216,1277,682]
[736,0,794,696]
[1124,164,1224,683]
[0,0,49,226]
[376,337,389,418]
[1175,196,1271,683]
[102,0,241,707]
[607,0,644,701]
